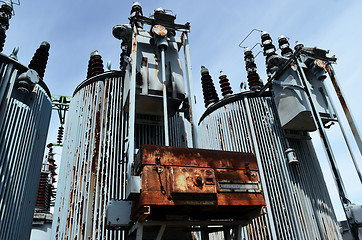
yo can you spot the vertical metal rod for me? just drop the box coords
[325,64,362,157]
[0,63,13,105]
[160,47,169,146]
[127,27,138,183]
[223,228,231,240]
[200,230,209,240]
[136,223,143,240]
[322,84,362,184]
[244,96,278,240]
[235,225,242,240]
[182,32,198,148]
[155,225,166,240]
[295,59,359,239]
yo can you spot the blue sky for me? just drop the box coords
[4,0,362,222]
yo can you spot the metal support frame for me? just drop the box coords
[321,84,362,184]
[295,58,348,200]
[51,95,71,125]
[136,222,143,240]
[182,32,198,148]
[155,225,166,240]
[325,64,362,158]
[129,220,249,240]
[294,58,359,240]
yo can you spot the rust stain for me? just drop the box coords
[132,33,137,55]
[91,108,101,173]
[131,145,265,221]
[326,64,350,116]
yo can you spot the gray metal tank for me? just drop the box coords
[198,91,342,240]
[0,52,52,239]
[52,70,189,240]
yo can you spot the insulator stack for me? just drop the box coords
[278,35,293,58]
[244,48,263,91]
[261,31,277,62]
[46,143,56,207]
[57,126,64,144]
[261,31,277,74]
[120,42,128,70]
[0,3,12,52]
[201,66,219,108]
[28,41,50,79]
[120,51,125,69]
[86,50,104,78]
[130,2,143,28]
[219,71,233,97]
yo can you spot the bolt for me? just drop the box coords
[195,176,203,186]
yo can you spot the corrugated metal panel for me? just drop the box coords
[0,54,52,240]
[198,93,342,240]
[52,71,189,240]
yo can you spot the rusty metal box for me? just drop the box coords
[131,145,265,222]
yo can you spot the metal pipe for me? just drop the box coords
[160,46,169,146]
[136,223,143,240]
[155,225,166,240]
[182,32,198,148]
[321,84,362,184]
[127,27,138,182]
[325,64,362,158]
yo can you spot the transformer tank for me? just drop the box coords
[52,3,266,240]
[0,37,52,240]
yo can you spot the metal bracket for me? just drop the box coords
[238,28,263,48]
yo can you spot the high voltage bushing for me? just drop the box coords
[130,2,143,28]
[261,31,277,74]
[57,126,64,144]
[244,48,263,91]
[201,66,219,108]
[28,41,50,79]
[130,1,143,17]
[219,71,233,97]
[0,2,12,52]
[86,50,104,78]
[278,35,293,58]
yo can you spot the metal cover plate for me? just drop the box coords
[169,166,217,197]
[106,200,132,229]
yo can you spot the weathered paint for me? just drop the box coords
[198,92,342,240]
[0,53,52,240]
[52,71,190,240]
[132,145,265,222]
